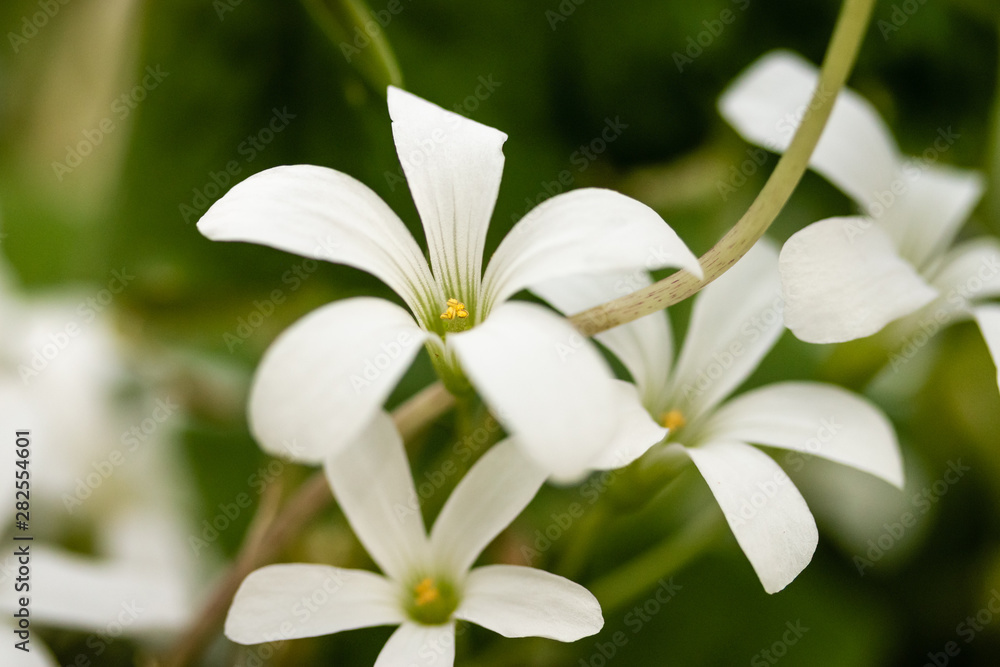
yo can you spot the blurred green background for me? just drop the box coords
[2,0,1000,664]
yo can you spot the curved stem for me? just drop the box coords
[569,0,876,337]
[161,382,454,667]
[163,0,877,660]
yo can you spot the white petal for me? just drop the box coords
[388,86,506,310]
[456,565,603,641]
[878,163,984,269]
[450,302,619,477]
[669,240,784,420]
[430,439,547,575]
[483,188,702,313]
[375,622,456,667]
[325,412,429,581]
[30,546,190,632]
[197,165,439,321]
[225,564,403,644]
[703,382,903,488]
[780,217,938,343]
[929,237,1000,305]
[1,637,56,667]
[589,380,668,470]
[249,297,428,464]
[531,272,674,404]
[973,305,1000,390]
[719,50,901,207]
[684,441,818,594]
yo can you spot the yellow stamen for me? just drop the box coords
[661,409,686,431]
[414,578,440,607]
[439,298,469,320]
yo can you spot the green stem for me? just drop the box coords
[569,0,877,337]
[420,394,494,522]
[555,501,609,580]
[589,504,725,613]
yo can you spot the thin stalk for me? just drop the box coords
[163,0,878,660]
[161,382,454,667]
[569,0,877,337]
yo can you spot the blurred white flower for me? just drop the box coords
[197,86,702,477]
[0,260,197,647]
[719,51,1000,389]
[225,412,602,664]
[536,242,904,593]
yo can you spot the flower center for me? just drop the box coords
[660,409,686,431]
[439,298,469,320]
[406,576,459,626]
[438,298,472,333]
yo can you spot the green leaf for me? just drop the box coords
[301,0,404,94]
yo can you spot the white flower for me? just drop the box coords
[719,51,1000,388]
[197,86,702,477]
[0,261,197,641]
[535,242,905,593]
[0,632,56,667]
[225,412,603,665]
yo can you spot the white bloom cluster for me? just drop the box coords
[193,58,998,661]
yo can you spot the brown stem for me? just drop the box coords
[161,383,454,667]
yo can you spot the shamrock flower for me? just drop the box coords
[198,87,701,476]
[0,259,197,663]
[535,242,904,593]
[225,413,603,664]
[719,51,1000,387]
